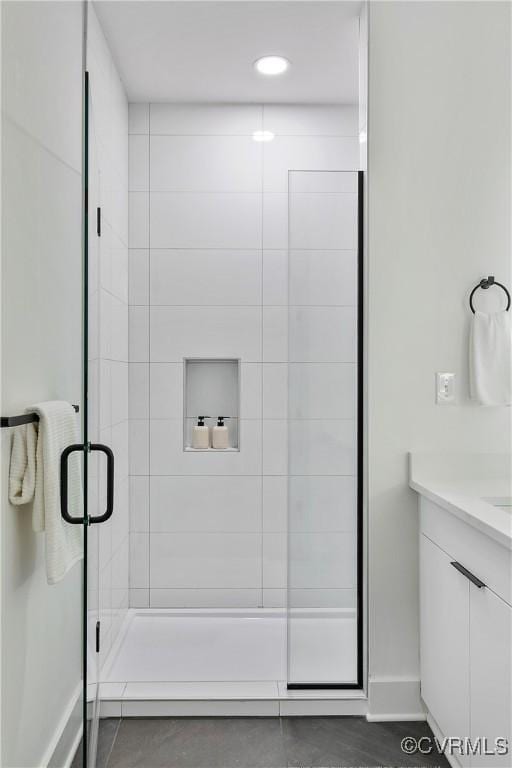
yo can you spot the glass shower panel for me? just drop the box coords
[287,170,361,687]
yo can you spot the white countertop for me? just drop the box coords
[409,453,512,550]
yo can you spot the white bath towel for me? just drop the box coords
[470,310,512,406]
[8,401,83,583]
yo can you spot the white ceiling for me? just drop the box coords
[93,1,361,104]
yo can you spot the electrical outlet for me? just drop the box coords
[436,372,456,405]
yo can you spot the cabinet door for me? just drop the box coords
[470,585,512,767]
[420,534,471,758]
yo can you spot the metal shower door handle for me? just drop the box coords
[60,442,114,525]
[88,443,114,524]
[60,443,86,524]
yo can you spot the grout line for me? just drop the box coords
[126,304,358,308]
[148,102,152,607]
[137,247,357,253]
[136,132,359,139]
[260,103,265,610]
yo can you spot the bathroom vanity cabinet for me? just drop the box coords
[419,497,512,768]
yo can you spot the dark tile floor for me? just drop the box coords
[73,717,450,768]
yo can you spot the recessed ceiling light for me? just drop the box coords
[254,56,290,76]
[253,130,275,142]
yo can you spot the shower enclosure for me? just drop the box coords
[287,170,363,689]
[81,115,364,768]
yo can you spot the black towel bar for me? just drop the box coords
[0,404,79,429]
[469,276,511,313]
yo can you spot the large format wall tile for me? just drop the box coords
[289,419,356,476]
[129,306,149,362]
[289,307,356,362]
[288,363,357,419]
[150,135,261,192]
[129,191,149,248]
[264,136,359,193]
[150,306,262,362]
[129,249,149,305]
[262,476,288,532]
[150,476,262,532]
[262,364,288,418]
[129,134,149,192]
[262,193,288,249]
[150,103,262,135]
[150,532,261,589]
[289,476,356,533]
[150,589,261,609]
[149,362,183,419]
[263,250,288,305]
[289,249,357,306]
[150,192,262,249]
[129,103,149,135]
[130,532,149,588]
[289,192,358,250]
[288,531,356,589]
[150,249,262,306]
[262,307,288,362]
[263,105,358,137]
[129,363,149,419]
[262,532,287,589]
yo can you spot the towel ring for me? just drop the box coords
[469,276,511,314]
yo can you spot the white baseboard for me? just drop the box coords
[366,677,426,721]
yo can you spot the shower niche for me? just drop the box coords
[183,358,240,451]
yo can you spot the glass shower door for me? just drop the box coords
[287,170,363,688]
[78,67,116,767]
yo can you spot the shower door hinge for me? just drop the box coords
[96,620,100,653]
[96,207,101,237]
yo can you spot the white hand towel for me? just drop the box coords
[470,310,512,406]
[9,423,37,505]
[8,401,83,584]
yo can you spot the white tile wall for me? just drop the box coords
[150,306,262,362]
[289,250,357,306]
[150,476,262,532]
[150,249,262,306]
[128,102,359,609]
[150,135,261,192]
[289,419,356,476]
[288,363,356,419]
[150,533,261,589]
[150,103,262,135]
[263,136,359,192]
[289,307,357,363]
[150,192,262,249]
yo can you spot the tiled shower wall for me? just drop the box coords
[87,6,130,664]
[128,103,359,609]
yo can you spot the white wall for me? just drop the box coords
[367,0,511,717]
[87,4,129,670]
[1,3,83,765]
[128,103,359,609]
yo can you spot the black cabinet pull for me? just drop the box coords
[60,443,86,524]
[89,443,114,524]
[450,561,486,589]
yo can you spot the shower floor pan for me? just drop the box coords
[99,609,364,716]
